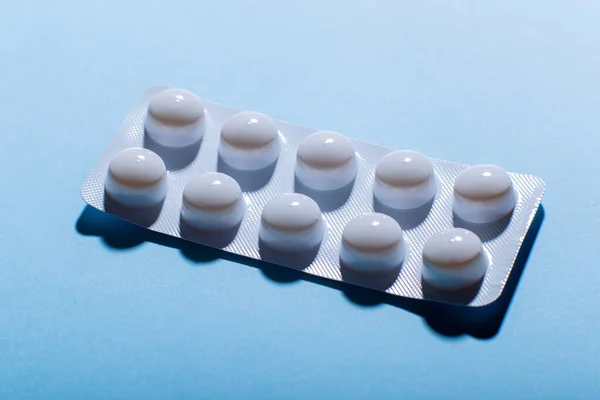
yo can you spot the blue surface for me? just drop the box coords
[1,1,599,398]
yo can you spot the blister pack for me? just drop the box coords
[81,87,545,306]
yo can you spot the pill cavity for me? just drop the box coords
[374,150,437,210]
[421,228,488,290]
[181,172,245,231]
[260,193,324,252]
[145,88,206,148]
[340,213,405,273]
[105,147,167,208]
[295,131,358,191]
[453,164,516,224]
[219,111,280,170]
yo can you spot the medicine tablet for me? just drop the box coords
[219,111,280,170]
[105,147,167,208]
[340,213,406,273]
[453,164,517,224]
[145,88,206,148]
[295,131,358,191]
[260,193,324,252]
[421,228,488,290]
[181,172,246,231]
[374,150,437,210]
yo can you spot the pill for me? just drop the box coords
[219,111,280,170]
[295,131,358,191]
[340,213,406,273]
[453,164,517,224]
[105,147,167,208]
[260,193,324,252]
[421,228,488,290]
[145,88,206,148]
[374,150,437,210]
[181,172,246,231]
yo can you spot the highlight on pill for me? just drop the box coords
[181,172,246,231]
[295,130,358,191]
[105,147,168,208]
[219,111,281,170]
[340,213,406,273]
[145,88,206,148]
[259,193,324,252]
[421,228,488,290]
[453,164,517,224]
[374,150,437,210]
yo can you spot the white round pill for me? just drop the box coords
[421,228,488,290]
[453,164,517,224]
[260,193,324,252]
[105,148,167,208]
[145,88,206,148]
[374,150,437,210]
[181,172,246,231]
[295,131,358,191]
[219,111,280,170]
[340,213,406,273]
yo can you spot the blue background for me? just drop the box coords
[1,1,599,399]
